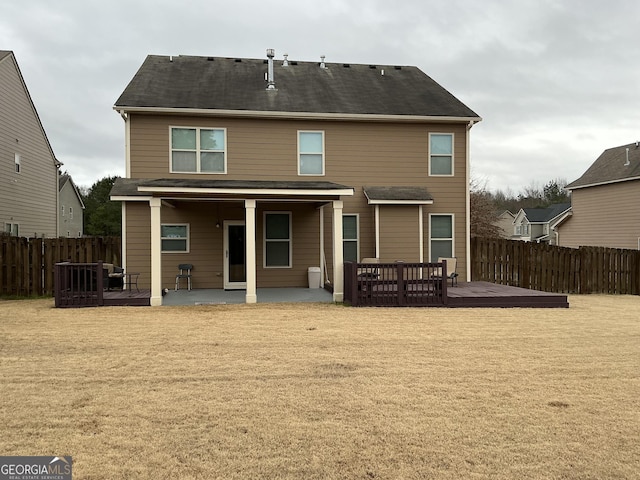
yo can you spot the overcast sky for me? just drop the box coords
[2,0,639,193]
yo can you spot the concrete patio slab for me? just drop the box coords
[161,287,334,306]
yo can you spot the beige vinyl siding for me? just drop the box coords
[126,114,470,285]
[124,203,152,288]
[0,54,57,237]
[558,181,640,249]
[379,206,421,262]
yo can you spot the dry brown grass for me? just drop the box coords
[0,296,638,479]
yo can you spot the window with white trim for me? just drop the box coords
[343,214,359,263]
[5,223,19,236]
[161,224,189,252]
[264,212,291,268]
[429,133,453,176]
[298,131,324,175]
[14,153,21,173]
[171,127,226,173]
[61,205,65,217]
[430,214,453,261]
[69,207,73,219]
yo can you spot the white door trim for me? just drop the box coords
[223,220,247,290]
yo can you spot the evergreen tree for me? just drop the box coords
[82,176,121,236]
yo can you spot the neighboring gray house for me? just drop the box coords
[59,173,84,237]
[558,142,640,249]
[0,50,60,237]
[512,203,572,245]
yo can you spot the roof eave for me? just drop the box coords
[137,185,355,197]
[113,106,482,124]
[567,175,640,190]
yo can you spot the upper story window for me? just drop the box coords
[171,127,226,174]
[69,207,73,219]
[14,153,21,173]
[61,205,65,217]
[298,131,324,175]
[429,133,453,176]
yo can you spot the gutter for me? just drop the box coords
[112,105,482,124]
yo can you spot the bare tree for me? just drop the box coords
[470,178,501,238]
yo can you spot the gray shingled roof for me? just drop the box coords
[0,51,12,62]
[114,54,480,119]
[364,186,433,203]
[523,203,571,223]
[110,177,353,197]
[566,142,640,190]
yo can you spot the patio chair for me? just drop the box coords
[175,264,193,291]
[432,257,458,286]
[357,257,380,280]
[103,263,124,290]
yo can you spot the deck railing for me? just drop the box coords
[344,260,448,307]
[54,262,104,308]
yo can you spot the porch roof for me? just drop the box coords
[363,186,434,205]
[110,177,354,200]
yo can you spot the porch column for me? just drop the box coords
[149,197,162,306]
[332,200,344,302]
[245,199,257,304]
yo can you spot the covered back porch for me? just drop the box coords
[112,178,355,306]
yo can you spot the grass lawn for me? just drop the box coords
[0,295,638,479]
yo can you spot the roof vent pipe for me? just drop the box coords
[320,55,326,69]
[282,53,289,67]
[625,148,630,166]
[266,48,276,90]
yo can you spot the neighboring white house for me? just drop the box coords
[512,203,571,245]
[59,173,84,237]
[493,210,515,239]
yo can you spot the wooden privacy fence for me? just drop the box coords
[0,235,121,297]
[471,237,640,295]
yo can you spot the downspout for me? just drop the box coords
[465,120,477,282]
[119,110,130,271]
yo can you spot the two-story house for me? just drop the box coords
[58,173,85,237]
[1,50,60,238]
[111,51,481,305]
[558,142,640,249]
[512,203,572,245]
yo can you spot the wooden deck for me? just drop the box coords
[103,289,151,307]
[446,282,569,308]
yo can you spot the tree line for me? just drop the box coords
[470,178,570,238]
